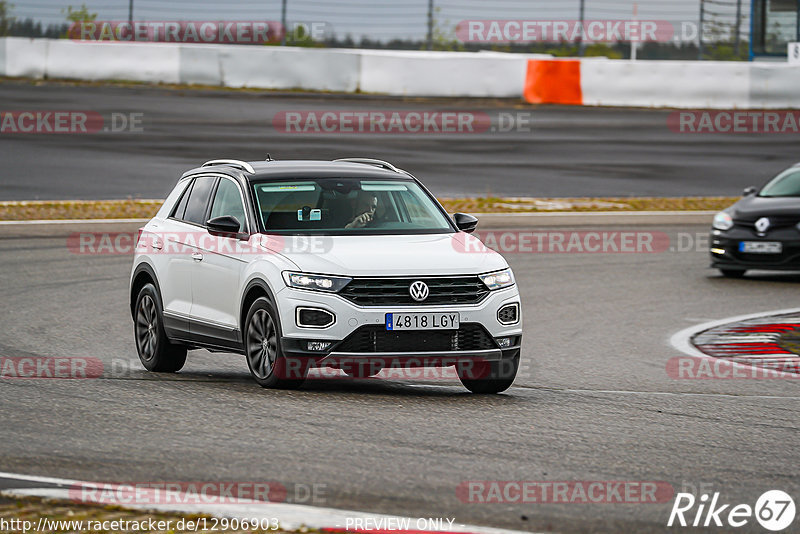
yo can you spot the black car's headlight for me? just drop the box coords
[712,211,734,231]
[479,268,515,290]
[282,272,351,293]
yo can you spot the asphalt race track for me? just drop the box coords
[1,222,799,533]
[1,80,800,200]
[2,80,800,533]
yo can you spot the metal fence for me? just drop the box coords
[9,0,751,59]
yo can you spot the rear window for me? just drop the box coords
[170,180,193,220]
[182,176,217,226]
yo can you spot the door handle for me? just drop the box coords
[192,252,203,262]
[152,237,163,250]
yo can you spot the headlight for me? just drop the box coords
[479,268,515,290]
[282,272,351,293]
[712,212,734,231]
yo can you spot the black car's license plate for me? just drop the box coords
[739,241,782,254]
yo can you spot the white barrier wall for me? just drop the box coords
[581,59,751,108]
[175,45,361,91]
[46,40,180,84]
[217,46,360,91]
[749,63,800,108]
[359,50,540,98]
[3,37,800,108]
[4,37,48,78]
[178,45,222,86]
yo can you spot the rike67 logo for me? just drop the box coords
[668,490,796,531]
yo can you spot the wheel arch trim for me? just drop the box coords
[240,277,278,334]
[130,262,162,320]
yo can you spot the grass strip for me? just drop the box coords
[0,197,736,221]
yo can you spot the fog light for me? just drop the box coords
[495,337,514,349]
[296,307,335,328]
[497,303,520,325]
[711,248,726,255]
[307,341,332,352]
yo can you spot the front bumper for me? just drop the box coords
[275,284,523,363]
[710,227,800,270]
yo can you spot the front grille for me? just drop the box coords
[340,276,489,306]
[336,324,497,353]
[734,216,799,231]
[731,247,800,264]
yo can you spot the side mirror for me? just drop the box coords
[743,186,758,196]
[453,213,478,233]
[206,215,241,235]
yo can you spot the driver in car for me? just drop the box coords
[345,192,379,229]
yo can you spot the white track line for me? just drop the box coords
[668,308,800,377]
[0,472,537,534]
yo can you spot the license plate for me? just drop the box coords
[385,312,460,331]
[739,241,782,254]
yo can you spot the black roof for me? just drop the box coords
[182,160,414,182]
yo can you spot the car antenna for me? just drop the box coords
[265,154,274,161]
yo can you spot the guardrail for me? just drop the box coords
[0,37,542,98]
[524,57,800,108]
[2,37,799,108]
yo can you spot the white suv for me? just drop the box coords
[129,158,522,393]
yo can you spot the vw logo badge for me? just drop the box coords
[409,281,429,302]
[755,217,770,234]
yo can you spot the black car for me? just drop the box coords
[710,163,800,277]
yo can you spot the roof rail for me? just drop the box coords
[201,159,255,174]
[334,158,400,173]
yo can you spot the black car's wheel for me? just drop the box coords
[720,269,746,278]
[457,351,519,394]
[245,297,306,389]
[134,283,187,372]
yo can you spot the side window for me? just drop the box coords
[170,180,193,220]
[209,178,247,229]
[182,176,216,226]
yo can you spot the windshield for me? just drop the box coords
[252,178,454,235]
[759,168,800,197]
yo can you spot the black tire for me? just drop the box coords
[457,351,520,394]
[244,297,307,389]
[720,269,746,278]
[134,283,187,373]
